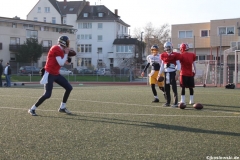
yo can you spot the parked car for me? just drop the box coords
[97,68,112,75]
[18,66,40,75]
[59,67,73,75]
[78,69,94,74]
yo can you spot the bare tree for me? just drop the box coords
[133,22,170,54]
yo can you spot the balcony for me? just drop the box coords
[42,46,51,53]
[9,44,21,52]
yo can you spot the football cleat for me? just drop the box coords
[152,98,159,103]
[171,104,178,108]
[28,109,37,116]
[58,108,71,114]
[162,103,170,107]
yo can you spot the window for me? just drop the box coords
[80,34,92,40]
[45,7,50,13]
[201,30,209,37]
[98,23,103,29]
[97,48,102,53]
[78,23,92,29]
[10,37,20,44]
[34,17,38,21]
[80,44,92,53]
[79,58,92,67]
[38,7,41,13]
[116,45,133,53]
[198,55,205,60]
[43,17,46,22]
[218,27,234,35]
[52,17,56,24]
[83,13,88,17]
[98,13,103,17]
[63,17,66,24]
[69,8,74,11]
[12,23,17,28]
[98,35,103,41]
[10,53,16,61]
[77,35,80,39]
[42,40,52,47]
[179,31,193,38]
[23,24,34,30]
[26,30,38,39]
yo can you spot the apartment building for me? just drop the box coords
[0,16,76,73]
[172,18,240,61]
[27,0,142,71]
[171,18,240,85]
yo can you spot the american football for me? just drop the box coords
[158,76,164,82]
[193,103,203,110]
[178,103,186,109]
[68,49,76,57]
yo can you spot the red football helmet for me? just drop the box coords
[180,43,189,52]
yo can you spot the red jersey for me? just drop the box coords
[45,45,64,75]
[160,52,181,65]
[179,52,196,76]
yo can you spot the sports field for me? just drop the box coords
[0,84,239,160]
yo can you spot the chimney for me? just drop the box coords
[64,0,67,5]
[86,1,90,5]
[114,9,118,16]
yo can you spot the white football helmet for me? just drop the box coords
[164,42,173,53]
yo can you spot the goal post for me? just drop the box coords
[194,60,217,87]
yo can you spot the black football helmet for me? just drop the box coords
[58,35,70,47]
[151,45,159,50]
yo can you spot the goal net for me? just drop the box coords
[194,60,217,87]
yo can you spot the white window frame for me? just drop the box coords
[83,13,88,17]
[98,35,103,41]
[80,44,92,53]
[218,26,235,35]
[116,45,133,53]
[98,13,103,17]
[52,17,56,24]
[45,7,50,13]
[26,30,38,39]
[179,30,193,38]
[33,17,38,21]
[98,23,103,29]
[78,23,92,29]
[38,7,41,13]
[43,17,46,22]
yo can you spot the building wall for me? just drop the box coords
[0,20,76,68]
[27,0,62,24]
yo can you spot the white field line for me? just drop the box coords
[0,106,239,118]
[0,95,240,116]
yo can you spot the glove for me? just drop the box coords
[67,57,72,63]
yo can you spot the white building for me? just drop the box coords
[27,0,143,71]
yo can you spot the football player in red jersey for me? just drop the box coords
[28,35,73,116]
[178,43,196,105]
[157,42,181,108]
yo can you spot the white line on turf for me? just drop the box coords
[0,106,239,118]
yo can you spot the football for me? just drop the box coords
[193,103,203,110]
[178,103,186,109]
[68,49,76,57]
[158,76,164,82]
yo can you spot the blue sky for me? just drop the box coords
[1,0,240,31]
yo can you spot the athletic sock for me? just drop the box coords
[60,102,66,109]
[30,105,37,110]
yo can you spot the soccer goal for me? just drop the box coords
[194,60,217,87]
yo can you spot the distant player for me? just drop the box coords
[28,35,73,116]
[157,42,181,108]
[178,43,196,104]
[141,45,165,103]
